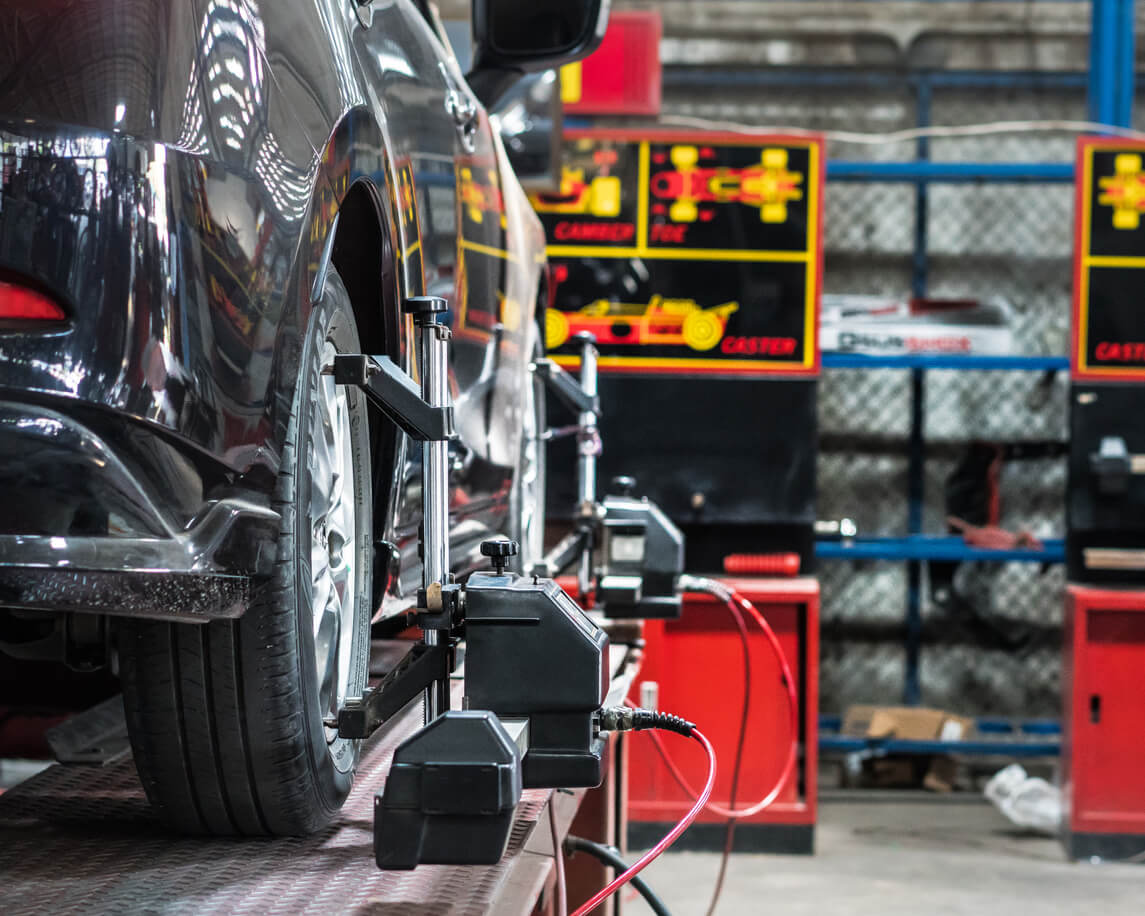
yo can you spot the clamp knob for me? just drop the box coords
[480,538,519,575]
[403,296,448,326]
[611,475,637,497]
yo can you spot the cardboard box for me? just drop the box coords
[922,756,960,793]
[842,705,974,742]
[862,757,925,789]
[842,705,974,792]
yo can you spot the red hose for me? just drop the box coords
[573,584,797,914]
[646,583,799,820]
[571,728,717,916]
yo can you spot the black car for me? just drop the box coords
[0,0,607,835]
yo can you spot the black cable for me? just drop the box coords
[564,835,672,916]
[598,707,695,736]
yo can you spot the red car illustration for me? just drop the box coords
[651,144,802,224]
[546,295,739,351]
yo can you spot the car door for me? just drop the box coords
[350,1,510,581]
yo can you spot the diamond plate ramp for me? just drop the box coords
[0,698,555,916]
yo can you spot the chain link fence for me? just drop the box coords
[664,75,1078,718]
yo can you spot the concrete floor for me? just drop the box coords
[634,793,1144,915]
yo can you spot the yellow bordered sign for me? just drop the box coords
[1074,137,1145,381]
[530,129,823,377]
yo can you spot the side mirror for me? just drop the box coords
[469,0,609,107]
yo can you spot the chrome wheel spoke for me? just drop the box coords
[309,339,358,740]
[311,543,331,637]
[314,599,341,716]
[518,332,545,565]
[311,378,338,517]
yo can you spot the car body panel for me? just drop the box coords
[0,0,546,622]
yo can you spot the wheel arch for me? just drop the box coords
[329,180,405,608]
[310,108,413,609]
[328,180,399,367]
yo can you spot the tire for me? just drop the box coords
[119,268,373,836]
[510,322,546,573]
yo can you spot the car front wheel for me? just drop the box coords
[119,267,373,835]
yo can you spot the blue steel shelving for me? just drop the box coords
[658,1,1133,747]
[668,0,1134,725]
[827,161,1075,182]
[818,714,1061,757]
[815,536,1066,564]
[821,354,1071,372]
[804,0,1136,711]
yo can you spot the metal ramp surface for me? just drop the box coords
[0,695,567,916]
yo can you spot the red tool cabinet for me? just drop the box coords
[1063,585,1145,860]
[625,577,818,853]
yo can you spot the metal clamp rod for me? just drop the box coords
[574,334,600,598]
[335,642,450,738]
[539,423,583,442]
[406,296,453,724]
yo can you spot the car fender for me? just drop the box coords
[485,128,546,468]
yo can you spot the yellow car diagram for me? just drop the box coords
[546,295,739,351]
[1098,152,1145,230]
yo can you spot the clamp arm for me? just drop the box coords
[332,354,455,442]
[534,357,600,417]
[535,527,592,579]
[337,642,452,739]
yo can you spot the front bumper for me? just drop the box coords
[0,400,280,623]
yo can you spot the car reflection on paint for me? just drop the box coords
[0,0,610,839]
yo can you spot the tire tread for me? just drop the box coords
[120,270,367,836]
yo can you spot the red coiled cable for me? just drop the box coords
[646,579,799,821]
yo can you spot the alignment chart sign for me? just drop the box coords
[1074,137,1145,381]
[529,129,823,375]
